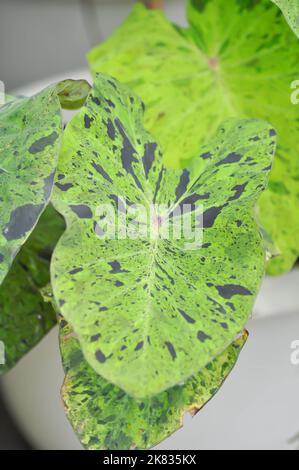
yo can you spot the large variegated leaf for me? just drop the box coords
[0,87,62,284]
[88,1,299,275]
[0,205,64,372]
[60,315,248,450]
[272,0,299,37]
[51,74,273,398]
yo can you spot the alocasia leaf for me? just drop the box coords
[0,205,64,372]
[88,1,299,275]
[51,73,274,398]
[60,315,248,450]
[272,0,299,37]
[0,87,62,285]
[0,79,91,286]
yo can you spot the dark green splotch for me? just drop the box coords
[28,131,59,154]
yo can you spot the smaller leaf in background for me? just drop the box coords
[0,205,65,373]
[60,315,248,450]
[272,0,299,37]
[0,87,62,285]
[87,1,299,275]
[56,79,91,110]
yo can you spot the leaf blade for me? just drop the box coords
[272,0,299,37]
[0,87,62,284]
[51,73,273,398]
[60,315,248,450]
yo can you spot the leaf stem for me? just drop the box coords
[139,0,163,10]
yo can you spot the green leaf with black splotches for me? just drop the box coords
[60,315,248,450]
[88,0,299,275]
[0,87,62,285]
[0,79,91,286]
[272,0,299,37]
[51,73,274,398]
[0,205,65,373]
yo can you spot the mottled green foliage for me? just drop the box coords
[0,87,62,285]
[88,1,299,275]
[0,205,64,373]
[56,79,91,110]
[60,315,248,450]
[51,74,273,398]
[272,0,299,37]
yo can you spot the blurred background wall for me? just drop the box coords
[0,0,185,92]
